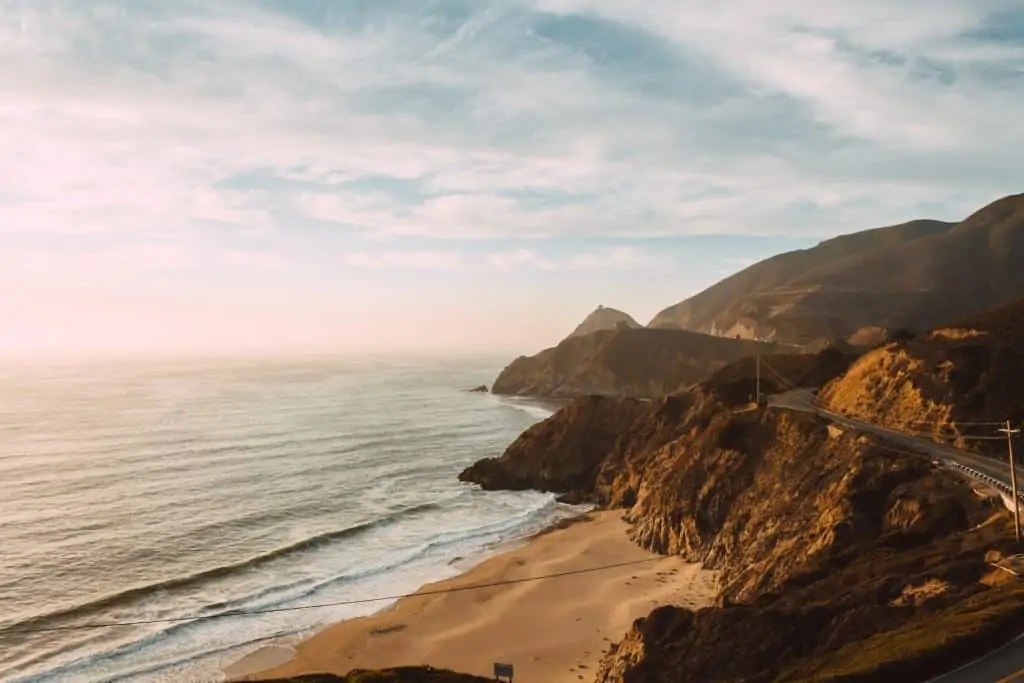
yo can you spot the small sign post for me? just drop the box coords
[493,662,514,681]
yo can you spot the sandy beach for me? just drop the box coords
[226,511,718,682]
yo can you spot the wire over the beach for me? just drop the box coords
[1,556,670,636]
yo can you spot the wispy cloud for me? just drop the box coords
[1,1,1021,354]
[2,0,1020,246]
[223,250,288,269]
[6,245,195,274]
[342,246,673,272]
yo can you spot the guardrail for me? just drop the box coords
[942,460,1024,505]
[768,391,1023,504]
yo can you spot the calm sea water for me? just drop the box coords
[0,356,574,682]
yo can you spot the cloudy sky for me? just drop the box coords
[2,1,1022,357]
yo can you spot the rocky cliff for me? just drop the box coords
[490,327,793,398]
[469,350,855,503]
[649,192,1024,346]
[819,297,1024,458]
[462,350,1024,682]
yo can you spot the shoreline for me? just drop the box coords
[224,510,718,682]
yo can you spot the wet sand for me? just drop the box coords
[227,510,718,682]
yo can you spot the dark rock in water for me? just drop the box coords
[465,385,488,393]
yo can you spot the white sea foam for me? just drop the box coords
[0,356,564,682]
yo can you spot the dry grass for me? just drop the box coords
[777,586,1024,683]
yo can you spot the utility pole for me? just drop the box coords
[755,353,761,405]
[1000,420,1021,545]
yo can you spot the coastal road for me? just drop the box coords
[768,389,1024,682]
[767,389,1014,489]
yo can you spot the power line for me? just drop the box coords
[1,557,663,636]
[876,419,1008,427]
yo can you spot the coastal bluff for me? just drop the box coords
[819,297,1024,459]
[462,348,1024,682]
[490,327,789,398]
[492,192,1024,401]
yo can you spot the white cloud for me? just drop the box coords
[566,245,674,272]
[341,246,673,272]
[0,0,1020,248]
[343,250,468,271]
[5,245,195,273]
[2,0,1020,357]
[223,250,289,269]
[534,0,1021,151]
[484,248,554,270]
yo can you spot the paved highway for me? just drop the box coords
[767,389,1024,683]
[768,389,1014,490]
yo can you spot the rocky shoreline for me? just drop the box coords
[459,349,1024,682]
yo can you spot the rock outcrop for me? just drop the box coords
[459,394,694,503]
[568,306,642,338]
[468,350,855,503]
[819,296,1024,457]
[462,349,1024,682]
[490,328,793,398]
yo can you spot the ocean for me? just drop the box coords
[0,356,577,682]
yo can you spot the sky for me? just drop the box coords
[1,1,1023,358]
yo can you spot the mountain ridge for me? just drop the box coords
[649,192,1024,345]
[492,192,1023,399]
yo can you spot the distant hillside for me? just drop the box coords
[567,305,641,338]
[491,328,794,398]
[820,295,1024,457]
[649,193,1024,345]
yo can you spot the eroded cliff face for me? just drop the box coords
[458,395,662,499]
[462,352,1024,682]
[591,412,1023,683]
[820,299,1024,457]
